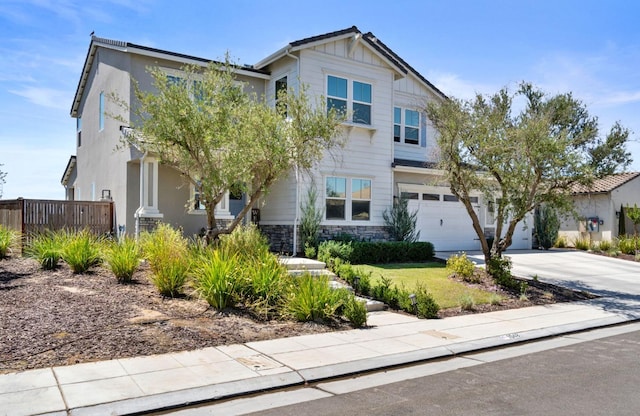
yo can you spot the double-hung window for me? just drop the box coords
[327,75,372,125]
[99,92,104,131]
[77,117,82,147]
[393,107,420,145]
[352,81,371,124]
[325,177,371,221]
[275,76,288,117]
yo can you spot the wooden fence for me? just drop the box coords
[0,199,114,247]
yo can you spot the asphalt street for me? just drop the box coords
[165,324,640,416]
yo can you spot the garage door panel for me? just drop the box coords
[409,199,480,252]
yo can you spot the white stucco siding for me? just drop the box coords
[74,47,133,232]
[612,179,640,213]
[559,193,613,243]
[560,178,640,243]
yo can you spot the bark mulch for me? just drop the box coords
[0,255,595,374]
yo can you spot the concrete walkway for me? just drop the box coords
[3,250,640,416]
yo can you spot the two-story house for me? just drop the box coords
[62,26,532,252]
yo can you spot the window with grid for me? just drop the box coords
[393,107,420,145]
[327,75,372,125]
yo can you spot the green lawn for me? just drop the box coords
[355,263,501,309]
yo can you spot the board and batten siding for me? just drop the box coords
[393,76,442,164]
[259,40,397,227]
[304,45,394,227]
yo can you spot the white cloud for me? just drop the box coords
[9,86,70,110]
[424,70,499,100]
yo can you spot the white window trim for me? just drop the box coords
[324,175,372,223]
[394,106,420,145]
[99,92,104,132]
[325,73,374,127]
[188,184,234,219]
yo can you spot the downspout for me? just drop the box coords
[286,49,301,256]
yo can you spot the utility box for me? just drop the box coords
[586,217,600,232]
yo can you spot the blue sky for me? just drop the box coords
[1,0,640,199]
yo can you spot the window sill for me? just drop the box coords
[342,122,376,138]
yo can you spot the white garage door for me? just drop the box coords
[406,189,481,252]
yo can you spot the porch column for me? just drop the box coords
[135,154,163,236]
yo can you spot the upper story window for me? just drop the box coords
[77,117,82,147]
[325,176,371,221]
[275,76,288,117]
[327,75,372,125]
[393,107,420,145]
[99,92,104,131]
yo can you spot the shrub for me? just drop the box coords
[318,240,434,265]
[304,243,317,259]
[286,274,342,322]
[597,240,612,252]
[153,255,191,297]
[0,225,19,258]
[193,250,240,310]
[352,267,372,296]
[487,255,517,289]
[519,281,529,301]
[25,230,64,269]
[60,229,104,273]
[104,236,140,283]
[446,253,475,280]
[336,262,355,283]
[371,276,401,310]
[299,184,323,255]
[459,294,475,311]
[140,224,190,296]
[218,224,270,261]
[534,205,560,250]
[382,197,419,242]
[343,296,367,328]
[573,237,590,251]
[140,223,188,270]
[489,293,502,305]
[555,236,567,248]
[617,236,639,255]
[411,284,440,319]
[317,240,353,264]
[239,251,291,316]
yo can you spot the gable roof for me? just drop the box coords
[362,32,447,100]
[572,172,640,195]
[70,36,270,117]
[254,26,446,99]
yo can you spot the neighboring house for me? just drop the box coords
[62,26,532,252]
[558,172,640,244]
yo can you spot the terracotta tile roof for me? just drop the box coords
[572,172,640,194]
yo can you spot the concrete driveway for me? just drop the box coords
[439,249,640,317]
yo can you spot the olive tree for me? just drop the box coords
[425,83,632,278]
[116,59,345,241]
[0,164,6,198]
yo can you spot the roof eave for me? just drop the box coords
[61,155,77,186]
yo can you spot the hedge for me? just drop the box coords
[318,241,434,264]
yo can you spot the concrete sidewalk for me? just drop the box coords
[3,298,639,416]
